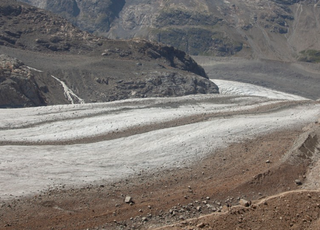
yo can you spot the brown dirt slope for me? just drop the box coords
[158,122,320,230]
[1,121,319,229]
[158,190,320,230]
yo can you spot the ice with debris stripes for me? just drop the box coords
[0,80,319,199]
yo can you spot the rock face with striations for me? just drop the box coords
[19,0,320,61]
[0,0,218,107]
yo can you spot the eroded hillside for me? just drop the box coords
[19,0,320,61]
[0,0,218,107]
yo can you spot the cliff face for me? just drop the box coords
[0,0,218,107]
[19,0,320,61]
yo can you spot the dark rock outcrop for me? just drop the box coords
[0,54,46,108]
[104,72,218,101]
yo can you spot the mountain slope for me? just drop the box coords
[19,0,320,61]
[0,0,218,107]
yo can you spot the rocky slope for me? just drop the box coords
[19,0,320,61]
[160,122,320,230]
[0,0,218,107]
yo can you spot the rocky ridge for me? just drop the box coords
[0,0,218,107]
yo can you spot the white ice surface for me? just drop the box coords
[0,97,287,143]
[212,79,308,101]
[0,80,319,200]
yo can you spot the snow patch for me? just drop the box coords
[51,75,85,104]
[26,66,85,104]
[26,66,43,73]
